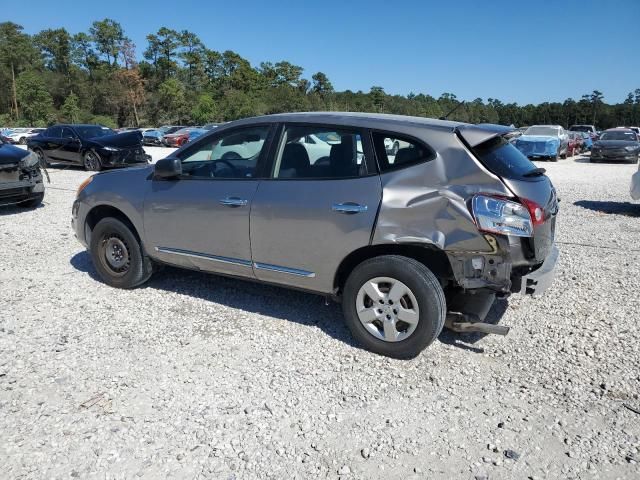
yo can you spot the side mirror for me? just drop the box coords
[155,157,182,178]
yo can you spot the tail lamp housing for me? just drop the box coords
[471,195,543,238]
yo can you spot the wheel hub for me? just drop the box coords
[355,276,420,342]
[103,236,129,272]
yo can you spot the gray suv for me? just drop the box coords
[72,113,559,358]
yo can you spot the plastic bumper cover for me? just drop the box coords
[519,244,559,296]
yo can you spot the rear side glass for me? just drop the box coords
[473,136,539,180]
[371,132,435,172]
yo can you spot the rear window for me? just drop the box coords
[569,126,593,133]
[473,136,539,180]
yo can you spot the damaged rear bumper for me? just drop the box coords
[518,244,559,296]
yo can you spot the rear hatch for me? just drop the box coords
[457,125,558,262]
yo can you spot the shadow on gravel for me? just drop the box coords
[0,202,45,216]
[438,298,509,353]
[574,200,640,217]
[70,250,357,349]
[70,250,511,353]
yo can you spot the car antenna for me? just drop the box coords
[440,100,466,120]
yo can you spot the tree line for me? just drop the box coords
[1,20,639,129]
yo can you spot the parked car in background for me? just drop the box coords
[28,124,150,171]
[590,128,640,163]
[4,128,45,145]
[514,125,569,161]
[579,132,593,151]
[162,127,208,147]
[569,124,598,140]
[143,129,164,146]
[160,126,188,145]
[0,137,45,207]
[567,131,584,156]
[72,112,559,358]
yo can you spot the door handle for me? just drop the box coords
[332,202,368,214]
[219,197,248,207]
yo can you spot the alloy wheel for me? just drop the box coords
[355,276,420,342]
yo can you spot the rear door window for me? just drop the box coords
[473,136,540,180]
[271,125,370,179]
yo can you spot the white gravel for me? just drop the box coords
[1,153,639,479]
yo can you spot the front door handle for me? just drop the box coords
[219,197,248,207]
[332,202,368,214]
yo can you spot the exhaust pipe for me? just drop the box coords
[445,312,510,336]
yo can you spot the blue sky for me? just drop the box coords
[8,0,640,104]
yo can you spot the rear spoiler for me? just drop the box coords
[455,123,516,148]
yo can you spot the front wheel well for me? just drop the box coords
[334,244,453,295]
[85,205,141,245]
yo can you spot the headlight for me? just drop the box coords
[624,146,638,152]
[471,195,536,238]
[102,146,120,152]
[20,152,39,168]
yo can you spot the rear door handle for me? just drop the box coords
[219,197,248,207]
[332,202,368,214]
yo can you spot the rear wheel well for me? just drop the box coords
[334,244,453,295]
[85,205,141,245]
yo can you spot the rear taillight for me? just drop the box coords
[519,197,545,226]
[471,194,534,238]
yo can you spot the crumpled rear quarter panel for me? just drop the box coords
[373,130,511,253]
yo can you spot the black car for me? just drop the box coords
[0,139,45,207]
[27,124,151,172]
[590,128,640,163]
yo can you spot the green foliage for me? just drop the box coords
[191,94,217,124]
[61,92,80,123]
[88,114,117,129]
[0,20,638,129]
[16,70,54,125]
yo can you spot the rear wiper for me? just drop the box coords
[523,167,546,177]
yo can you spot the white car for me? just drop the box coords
[631,162,640,200]
[6,128,45,144]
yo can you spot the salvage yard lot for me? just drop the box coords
[1,155,639,479]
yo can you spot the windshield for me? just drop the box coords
[600,131,638,141]
[75,125,115,139]
[473,136,539,180]
[524,126,559,137]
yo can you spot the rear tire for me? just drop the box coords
[342,255,446,359]
[89,217,153,289]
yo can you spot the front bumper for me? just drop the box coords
[98,148,151,167]
[591,150,638,162]
[0,171,44,206]
[515,141,559,157]
[518,244,559,296]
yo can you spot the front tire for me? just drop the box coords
[342,255,446,359]
[89,217,153,289]
[83,151,102,171]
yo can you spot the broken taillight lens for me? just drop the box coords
[471,195,534,238]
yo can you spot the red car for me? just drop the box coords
[567,131,584,156]
[162,127,206,147]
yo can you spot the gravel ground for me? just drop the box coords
[1,153,639,479]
